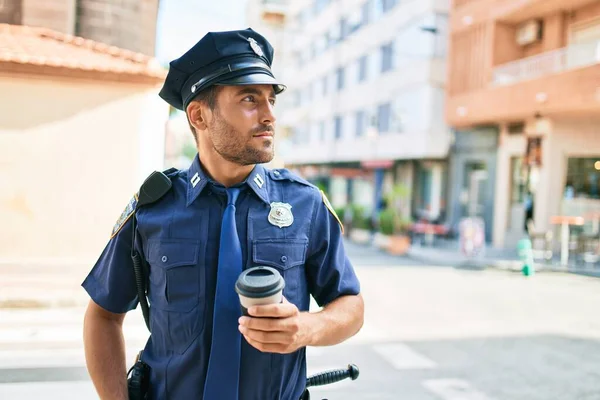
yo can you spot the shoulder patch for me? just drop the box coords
[320,190,344,234]
[111,194,138,238]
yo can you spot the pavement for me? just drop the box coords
[2,241,600,399]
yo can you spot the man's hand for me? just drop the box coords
[238,298,313,354]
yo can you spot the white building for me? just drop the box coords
[275,0,451,224]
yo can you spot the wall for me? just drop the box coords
[0,75,167,267]
[76,0,159,55]
[492,130,527,248]
[21,0,76,34]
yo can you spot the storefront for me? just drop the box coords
[493,117,600,249]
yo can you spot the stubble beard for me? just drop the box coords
[209,109,274,166]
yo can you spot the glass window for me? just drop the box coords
[322,75,328,96]
[361,1,371,25]
[565,158,600,200]
[381,0,397,13]
[377,103,391,133]
[319,120,326,141]
[334,115,343,139]
[358,55,368,82]
[340,17,348,40]
[336,67,345,91]
[381,42,394,72]
[355,110,366,137]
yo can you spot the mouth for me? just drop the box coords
[253,131,274,138]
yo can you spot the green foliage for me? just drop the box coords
[334,206,345,223]
[382,183,412,235]
[350,204,371,230]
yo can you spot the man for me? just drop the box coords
[82,28,364,400]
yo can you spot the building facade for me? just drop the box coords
[446,0,600,248]
[0,0,160,55]
[276,0,451,227]
[0,23,167,267]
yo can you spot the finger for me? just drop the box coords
[248,302,298,318]
[240,316,298,332]
[239,326,293,345]
[243,335,288,354]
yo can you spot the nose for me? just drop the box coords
[260,101,276,126]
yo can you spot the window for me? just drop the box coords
[293,90,301,107]
[334,116,343,139]
[361,1,371,25]
[381,42,394,72]
[377,103,391,133]
[381,0,397,13]
[306,82,313,102]
[348,8,362,34]
[339,17,349,40]
[355,110,366,137]
[322,75,328,95]
[319,121,326,141]
[358,55,368,82]
[336,67,345,91]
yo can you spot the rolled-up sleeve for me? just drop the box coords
[305,192,361,307]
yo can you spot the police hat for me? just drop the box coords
[159,28,286,111]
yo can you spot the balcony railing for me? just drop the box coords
[493,40,600,86]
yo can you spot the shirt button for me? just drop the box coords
[274,170,280,175]
[161,256,168,262]
[280,255,287,263]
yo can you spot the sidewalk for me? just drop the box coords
[404,241,600,277]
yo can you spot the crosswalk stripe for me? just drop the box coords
[422,379,494,400]
[373,343,437,369]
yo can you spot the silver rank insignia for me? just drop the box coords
[247,37,264,57]
[268,202,293,228]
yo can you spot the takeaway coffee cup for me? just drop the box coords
[235,266,285,316]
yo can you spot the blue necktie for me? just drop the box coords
[204,187,242,400]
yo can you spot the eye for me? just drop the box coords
[269,98,276,106]
[242,95,256,103]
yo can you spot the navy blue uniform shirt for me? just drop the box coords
[82,155,361,399]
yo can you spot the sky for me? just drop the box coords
[155,0,249,65]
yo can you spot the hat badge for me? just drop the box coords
[247,37,264,57]
[268,202,293,228]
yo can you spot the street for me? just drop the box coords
[1,241,600,399]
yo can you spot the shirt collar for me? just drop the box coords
[186,154,270,206]
[246,164,270,205]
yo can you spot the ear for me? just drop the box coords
[186,101,208,131]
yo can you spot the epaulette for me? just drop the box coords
[269,168,314,188]
[162,167,180,177]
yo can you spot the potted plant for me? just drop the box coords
[380,183,412,255]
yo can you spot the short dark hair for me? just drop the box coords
[187,85,219,140]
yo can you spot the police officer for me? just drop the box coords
[82,28,364,400]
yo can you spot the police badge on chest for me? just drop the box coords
[268,202,293,228]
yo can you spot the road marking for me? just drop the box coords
[373,343,437,369]
[422,379,494,400]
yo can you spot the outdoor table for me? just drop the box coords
[550,216,585,266]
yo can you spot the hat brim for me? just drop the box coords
[216,72,286,94]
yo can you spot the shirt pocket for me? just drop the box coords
[148,239,202,313]
[252,239,308,304]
